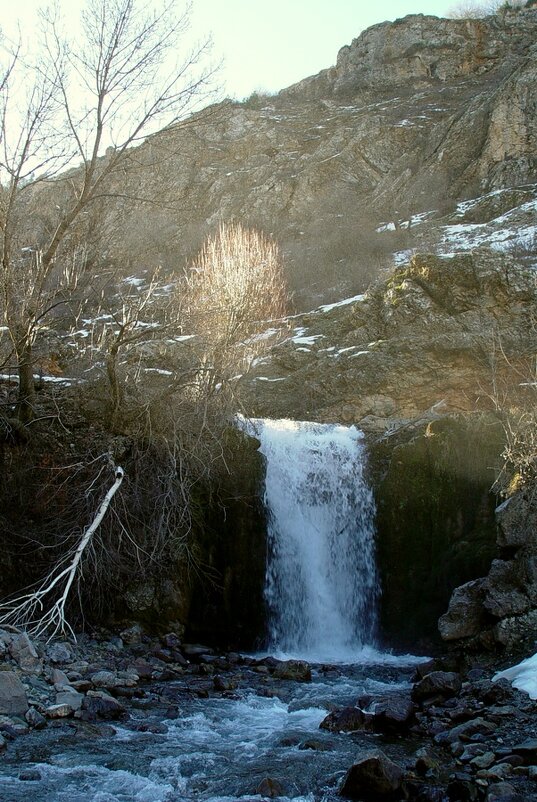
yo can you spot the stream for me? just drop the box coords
[0,652,424,802]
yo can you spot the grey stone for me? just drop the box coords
[55,689,84,711]
[25,707,47,729]
[45,703,75,718]
[0,672,28,716]
[46,642,73,664]
[8,633,42,674]
[340,748,404,800]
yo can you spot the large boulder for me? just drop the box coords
[439,490,537,649]
[340,749,404,800]
[0,672,29,716]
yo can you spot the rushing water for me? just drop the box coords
[0,661,423,802]
[244,418,379,662]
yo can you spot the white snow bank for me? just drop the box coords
[318,293,365,312]
[493,652,537,699]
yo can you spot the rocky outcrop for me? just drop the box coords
[439,489,537,651]
[240,250,537,427]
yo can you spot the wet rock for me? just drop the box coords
[46,642,73,664]
[45,703,75,718]
[485,781,524,801]
[90,670,122,689]
[360,692,415,730]
[413,671,462,702]
[446,773,479,801]
[435,717,496,745]
[8,633,42,674]
[0,672,28,716]
[25,707,47,729]
[339,749,404,800]
[80,690,126,720]
[511,738,537,764]
[320,706,366,732]
[0,734,6,750]
[19,769,41,781]
[272,659,311,682]
[439,580,488,641]
[119,624,144,645]
[256,777,283,798]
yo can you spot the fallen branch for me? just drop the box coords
[0,463,124,641]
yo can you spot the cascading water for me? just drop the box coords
[245,417,379,662]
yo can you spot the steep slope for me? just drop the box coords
[40,8,537,309]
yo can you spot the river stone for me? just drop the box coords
[339,748,404,800]
[272,660,311,682]
[80,690,126,720]
[46,642,73,664]
[255,778,283,798]
[45,703,75,718]
[0,672,29,716]
[56,689,84,711]
[320,706,366,732]
[485,781,523,801]
[412,671,462,701]
[360,693,415,730]
[25,707,47,729]
[8,633,42,674]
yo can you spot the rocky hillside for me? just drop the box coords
[50,7,537,309]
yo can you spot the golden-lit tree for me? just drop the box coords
[186,222,288,392]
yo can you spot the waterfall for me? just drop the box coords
[244,417,379,662]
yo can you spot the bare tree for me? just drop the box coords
[446,0,525,17]
[0,0,216,421]
[184,222,288,394]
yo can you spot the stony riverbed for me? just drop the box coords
[0,628,536,801]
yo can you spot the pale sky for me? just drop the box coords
[3,0,457,100]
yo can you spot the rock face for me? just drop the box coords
[240,250,537,425]
[439,490,537,651]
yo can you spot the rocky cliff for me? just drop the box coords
[46,8,537,309]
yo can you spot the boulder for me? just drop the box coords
[0,672,28,716]
[8,633,42,674]
[80,690,126,720]
[413,671,462,701]
[272,660,311,682]
[360,693,415,730]
[320,707,367,733]
[439,580,488,640]
[46,642,73,664]
[339,749,404,800]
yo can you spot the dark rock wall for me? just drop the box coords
[184,431,268,649]
[371,415,504,651]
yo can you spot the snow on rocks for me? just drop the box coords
[493,653,537,700]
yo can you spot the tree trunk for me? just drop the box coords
[16,338,35,423]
